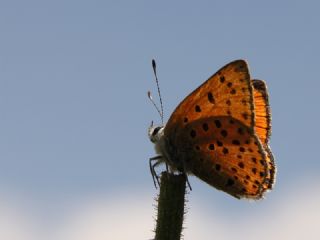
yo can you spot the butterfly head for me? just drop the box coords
[148,121,165,143]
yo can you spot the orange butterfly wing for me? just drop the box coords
[165,60,255,133]
[252,79,276,190]
[163,60,272,199]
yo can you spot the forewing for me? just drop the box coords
[165,60,255,138]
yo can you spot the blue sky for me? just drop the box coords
[0,1,319,239]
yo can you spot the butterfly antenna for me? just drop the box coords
[148,91,162,120]
[152,59,164,124]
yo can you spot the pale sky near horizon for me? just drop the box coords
[0,1,319,239]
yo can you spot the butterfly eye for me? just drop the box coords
[152,127,162,136]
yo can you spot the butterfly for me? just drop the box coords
[148,60,276,199]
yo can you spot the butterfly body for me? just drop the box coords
[149,125,183,172]
[148,60,275,199]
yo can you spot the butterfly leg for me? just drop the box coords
[181,160,192,191]
[149,156,163,188]
[165,162,169,172]
[184,173,192,191]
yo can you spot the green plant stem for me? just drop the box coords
[154,172,187,240]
